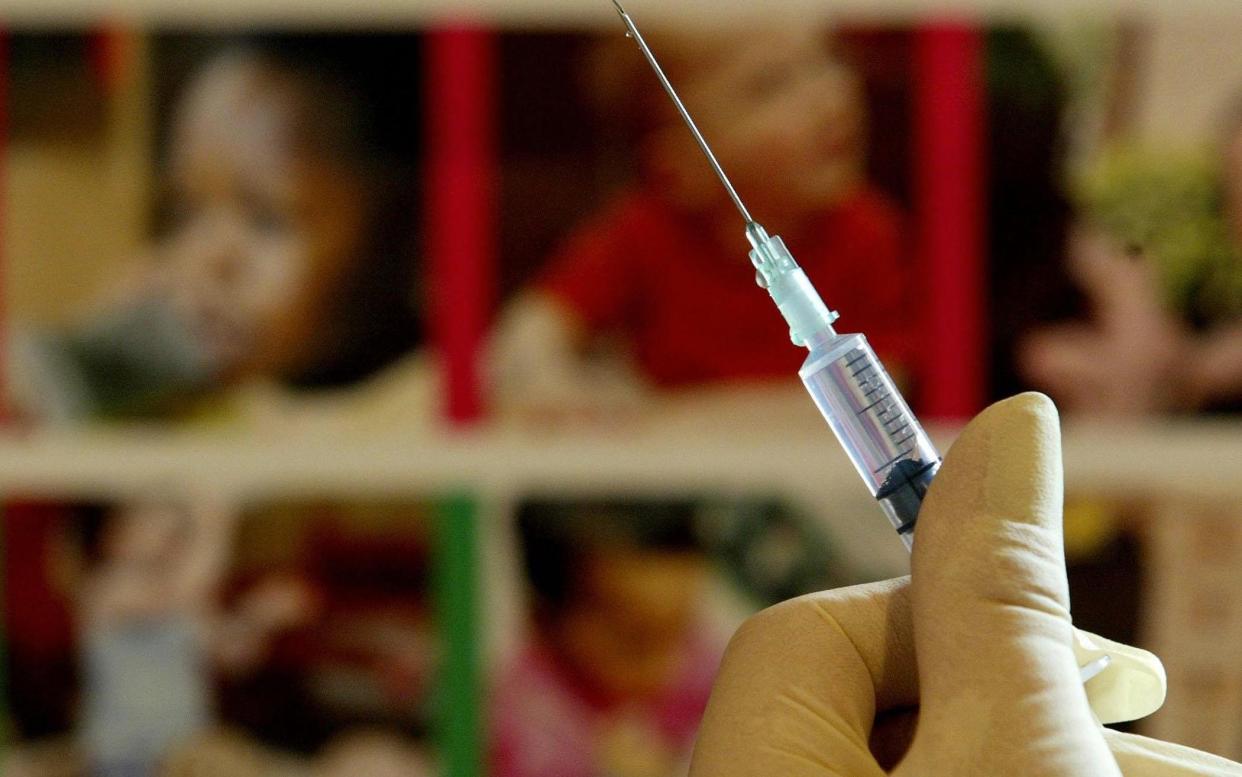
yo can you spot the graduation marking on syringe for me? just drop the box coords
[858,397,891,414]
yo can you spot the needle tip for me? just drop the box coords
[611,0,627,17]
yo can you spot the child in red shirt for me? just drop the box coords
[492,26,911,408]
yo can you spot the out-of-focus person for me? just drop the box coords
[492,502,719,777]
[490,25,913,419]
[214,515,436,760]
[78,502,314,777]
[11,36,423,429]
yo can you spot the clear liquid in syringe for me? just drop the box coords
[800,334,941,548]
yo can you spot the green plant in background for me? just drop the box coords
[1075,145,1242,323]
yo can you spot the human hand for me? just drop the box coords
[315,730,433,777]
[690,394,1241,776]
[488,292,648,429]
[1020,232,1187,416]
[214,574,321,674]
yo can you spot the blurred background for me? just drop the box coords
[1,1,1242,775]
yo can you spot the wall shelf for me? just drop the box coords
[0,0,1234,28]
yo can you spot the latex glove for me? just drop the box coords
[690,393,1242,776]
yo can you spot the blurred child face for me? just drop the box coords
[555,548,707,703]
[163,54,372,380]
[651,27,865,223]
[105,506,186,568]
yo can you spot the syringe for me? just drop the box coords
[611,0,937,551]
[610,0,1113,685]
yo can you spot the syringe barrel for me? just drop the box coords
[799,333,941,549]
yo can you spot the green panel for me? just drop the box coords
[434,493,482,777]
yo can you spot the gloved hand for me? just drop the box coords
[690,393,1242,776]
